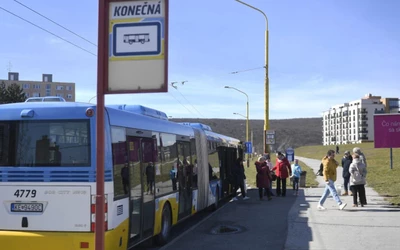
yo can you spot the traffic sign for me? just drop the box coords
[245,142,252,154]
[286,147,295,162]
[104,0,169,94]
[265,130,275,145]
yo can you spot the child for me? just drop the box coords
[291,159,302,195]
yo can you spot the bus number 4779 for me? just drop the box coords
[14,189,37,198]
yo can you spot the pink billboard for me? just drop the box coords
[374,114,400,148]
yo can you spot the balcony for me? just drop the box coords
[360,136,369,140]
[375,110,385,114]
[359,122,368,127]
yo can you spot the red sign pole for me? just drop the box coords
[96,0,107,249]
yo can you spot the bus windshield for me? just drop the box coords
[0,120,90,167]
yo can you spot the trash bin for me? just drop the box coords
[300,171,307,187]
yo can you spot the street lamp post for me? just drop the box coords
[235,0,269,153]
[225,86,250,168]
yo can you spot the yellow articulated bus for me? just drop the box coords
[0,102,243,249]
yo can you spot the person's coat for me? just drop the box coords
[232,161,245,186]
[272,157,292,179]
[341,155,353,179]
[349,158,367,186]
[255,161,270,188]
[322,156,339,182]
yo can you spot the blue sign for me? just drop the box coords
[245,142,252,154]
[286,147,295,162]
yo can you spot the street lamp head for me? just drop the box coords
[224,86,230,89]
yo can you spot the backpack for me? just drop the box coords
[352,164,364,184]
[316,163,323,176]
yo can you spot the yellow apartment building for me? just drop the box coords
[1,72,75,102]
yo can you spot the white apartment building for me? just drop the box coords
[322,94,399,145]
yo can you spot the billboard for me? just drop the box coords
[374,114,400,148]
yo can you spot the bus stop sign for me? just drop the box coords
[245,141,252,154]
[286,147,295,162]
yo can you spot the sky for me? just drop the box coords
[1,0,399,119]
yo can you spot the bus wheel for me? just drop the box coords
[155,203,172,245]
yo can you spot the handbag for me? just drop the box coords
[270,171,277,181]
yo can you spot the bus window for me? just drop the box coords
[0,120,90,167]
[158,133,177,195]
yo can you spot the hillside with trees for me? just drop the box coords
[170,117,322,153]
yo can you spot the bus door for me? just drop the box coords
[177,141,192,220]
[140,137,156,239]
[126,136,143,241]
[127,136,156,241]
[218,147,229,197]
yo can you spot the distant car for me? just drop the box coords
[25,96,66,102]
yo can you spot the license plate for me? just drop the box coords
[11,203,43,212]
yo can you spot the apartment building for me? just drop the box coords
[322,94,400,145]
[2,72,75,101]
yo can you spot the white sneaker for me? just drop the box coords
[317,204,326,210]
[339,203,347,210]
[243,196,250,200]
[232,197,238,201]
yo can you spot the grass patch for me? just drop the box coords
[244,156,318,189]
[295,142,400,205]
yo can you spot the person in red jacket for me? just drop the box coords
[255,156,272,201]
[272,151,292,197]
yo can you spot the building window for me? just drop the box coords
[33,84,41,89]
[67,94,73,99]
[46,84,51,90]
[33,93,40,97]
[56,86,64,90]
[56,94,64,97]
[23,84,30,89]
[66,86,72,91]
[25,93,30,97]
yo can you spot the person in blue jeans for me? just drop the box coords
[291,159,302,196]
[318,149,347,210]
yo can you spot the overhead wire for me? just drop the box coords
[167,91,196,116]
[230,66,265,74]
[13,0,97,47]
[171,82,205,118]
[1,3,263,117]
[0,6,97,56]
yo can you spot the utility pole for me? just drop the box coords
[251,130,253,159]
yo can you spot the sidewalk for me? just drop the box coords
[161,157,400,250]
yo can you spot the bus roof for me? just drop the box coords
[0,102,195,137]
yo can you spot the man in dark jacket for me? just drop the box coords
[341,151,353,196]
[231,157,249,201]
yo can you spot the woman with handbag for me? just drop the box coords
[349,153,367,207]
[255,157,272,201]
[272,152,292,197]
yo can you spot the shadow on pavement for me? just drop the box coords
[162,187,311,250]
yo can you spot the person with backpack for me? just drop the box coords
[349,153,367,207]
[353,147,368,205]
[317,150,347,210]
